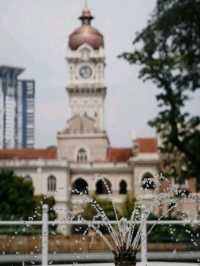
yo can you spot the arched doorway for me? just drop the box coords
[96,179,112,195]
[72,178,89,195]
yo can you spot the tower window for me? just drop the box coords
[77,148,88,163]
[48,175,57,192]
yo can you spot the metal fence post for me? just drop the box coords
[141,206,147,266]
[42,204,48,266]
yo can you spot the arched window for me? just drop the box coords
[24,175,32,183]
[119,180,127,194]
[142,173,156,190]
[77,148,88,163]
[96,179,112,195]
[48,175,56,192]
[72,178,88,195]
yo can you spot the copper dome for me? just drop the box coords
[68,8,104,50]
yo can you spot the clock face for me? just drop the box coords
[79,65,93,79]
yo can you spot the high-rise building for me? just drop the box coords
[0,66,35,148]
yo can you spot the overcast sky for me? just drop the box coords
[0,0,199,148]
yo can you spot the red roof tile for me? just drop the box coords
[135,138,158,153]
[0,139,158,162]
[0,148,57,160]
[107,148,132,162]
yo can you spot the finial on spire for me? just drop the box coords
[79,0,94,25]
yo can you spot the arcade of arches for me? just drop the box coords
[71,173,156,197]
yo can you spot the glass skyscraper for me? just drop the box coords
[0,66,35,148]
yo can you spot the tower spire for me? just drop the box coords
[84,0,88,9]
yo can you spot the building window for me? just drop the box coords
[119,180,127,194]
[77,148,87,163]
[96,179,112,195]
[72,178,88,195]
[48,175,56,192]
[142,173,156,190]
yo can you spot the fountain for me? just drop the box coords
[77,208,142,266]
[113,249,136,266]
[1,175,199,266]
[74,177,152,266]
[71,175,200,266]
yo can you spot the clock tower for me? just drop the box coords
[57,5,109,162]
[67,6,106,130]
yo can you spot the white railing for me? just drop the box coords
[0,205,199,266]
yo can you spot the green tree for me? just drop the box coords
[121,0,200,182]
[0,169,56,221]
[72,197,120,234]
[0,169,34,220]
[33,195,57,221]
[122,196,136,219]
[148,214,193,243]
[83,197,119,220]
[33,195,57,233]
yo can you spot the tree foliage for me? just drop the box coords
[121,0,200,182]
[82,197,119,221]
[0,169,56,221]
[122,196,136,219]
[74,197,120,234]
[0,169,34,220]
[83,196,136,220]
[33,195,57,221]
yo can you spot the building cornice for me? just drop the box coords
[69,161,132,174]
[129,153,160,165]
[57,131,109,139]
[0,159,68,170]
